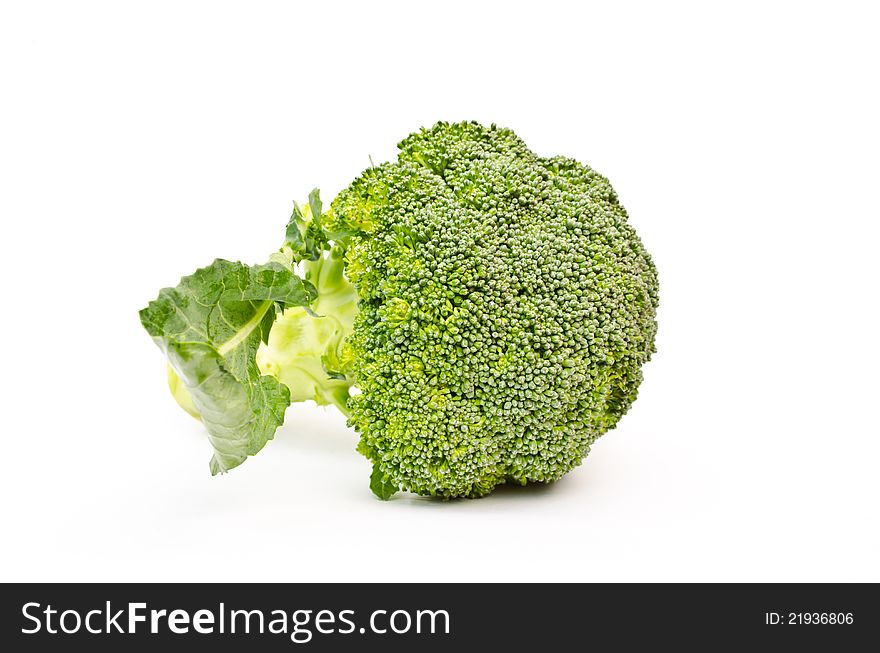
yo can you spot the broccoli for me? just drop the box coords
[140,121,658,499]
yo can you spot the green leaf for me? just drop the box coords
[284,189,327,261]
[284,202,307,255]
[369,464,398,500]
[139,258,316,474]
[308,187,322,224]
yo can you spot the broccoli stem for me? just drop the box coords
[166,246,359,425]
[324,383,352,418]
[255,245,359,414]
[306,244,347,295]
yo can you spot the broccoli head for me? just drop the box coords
[140,121,658,499]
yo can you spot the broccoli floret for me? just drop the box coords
[329,122,658,497]
[141,121,658,499]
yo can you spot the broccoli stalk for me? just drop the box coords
[165,198,358,422]
[256,244,357,417]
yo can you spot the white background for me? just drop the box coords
[1,1,878,582]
